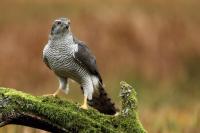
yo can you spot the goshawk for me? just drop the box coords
[43,18,116,115]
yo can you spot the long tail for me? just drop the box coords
[87,83,117,115]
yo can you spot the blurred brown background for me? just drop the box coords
[0,0,200,133]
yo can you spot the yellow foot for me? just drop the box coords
[43,88,60,97]
[43,93,57,97]
[114,112,120,116]
[80,96,88,110]
[80,104,88,110]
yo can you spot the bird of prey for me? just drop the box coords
[43,18,117,115]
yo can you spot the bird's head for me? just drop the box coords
[50,18,71,37]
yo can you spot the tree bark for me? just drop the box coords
[0,81,146,133]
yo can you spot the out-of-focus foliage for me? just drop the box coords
[0,0,199,132]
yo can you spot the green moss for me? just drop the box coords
[0,82,146,133]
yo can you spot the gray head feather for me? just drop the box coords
[50,17,71,38]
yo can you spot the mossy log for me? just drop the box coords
[0,81,146,133]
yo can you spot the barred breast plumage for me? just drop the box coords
[43,34,90,85]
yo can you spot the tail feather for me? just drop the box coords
[87,83,117,115]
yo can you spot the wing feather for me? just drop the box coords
[73,39,102,83]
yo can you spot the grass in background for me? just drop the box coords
[0,0,200,132]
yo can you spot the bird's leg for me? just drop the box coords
[43,77,66,97]
[80,96,88,110]
[61,78,69,94]
[52,88,60,96]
